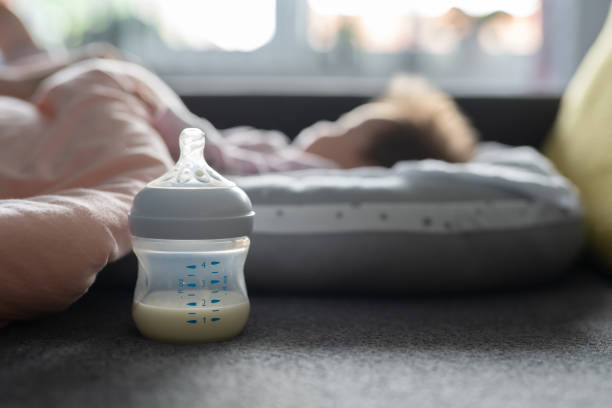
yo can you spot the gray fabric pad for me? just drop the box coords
[246,222,584,293]
[236,143,585,292]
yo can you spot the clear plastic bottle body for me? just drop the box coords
[131,235,250,343]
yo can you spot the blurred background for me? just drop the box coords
[7,0,610,96]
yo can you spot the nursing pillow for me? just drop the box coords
[236,143,584,293]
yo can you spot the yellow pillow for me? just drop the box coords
[545,3,612,269]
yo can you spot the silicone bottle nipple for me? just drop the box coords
[149,128,234,188]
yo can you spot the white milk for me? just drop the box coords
[132,290,250,343]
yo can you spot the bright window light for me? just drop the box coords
[307,0,540,18]
[307,0,541,55]
[10,0,594,95]
[133,0,276,51]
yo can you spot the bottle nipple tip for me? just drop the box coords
[181,127,205,138]
[179,128,205,151]
[148,127,233,188]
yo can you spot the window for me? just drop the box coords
[10,0,610,95]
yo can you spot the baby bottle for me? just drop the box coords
[129,128,254,343]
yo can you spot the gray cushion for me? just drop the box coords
[236,143,584,292]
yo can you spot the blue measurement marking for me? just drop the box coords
[222,286,227,291]
[210,279,220,284]
[187,274,195,277]
[211,317,221,322]
[178,279,184,288]
[177,290,183,294]
[186,320,197,324]
[211,299,221,304]
[186,265,196,269]
[212,290,219,293]
[187,293,195,297]
[186,302,197,306]
[211,261,220,265]
[201,262,206,268]
[211,271,219,274]
[186,283,197,288]
[212,309,220,312]
[188,312,196,315]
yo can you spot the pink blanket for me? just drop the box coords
[0,61,173,326]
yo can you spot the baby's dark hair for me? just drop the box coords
[367,119,459,167]
[352,75,478,167]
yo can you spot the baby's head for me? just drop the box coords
[303,76,478,168]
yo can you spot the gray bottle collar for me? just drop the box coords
[129,128,254,240]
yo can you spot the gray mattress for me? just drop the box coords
[2,265,612,408]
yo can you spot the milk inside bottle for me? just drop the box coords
[129,128,254,343]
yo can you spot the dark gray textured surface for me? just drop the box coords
[2,270,612,408]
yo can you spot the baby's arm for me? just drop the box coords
[155,108,338,175]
